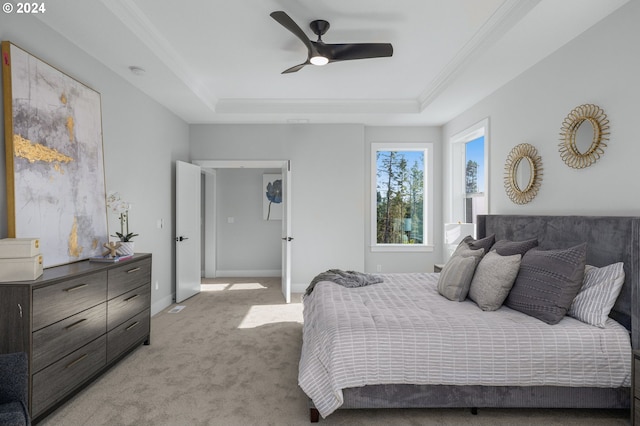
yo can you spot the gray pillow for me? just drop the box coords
[437,245,484,301]
[466,234,495,253]
[492,238,538,256]
[505,243,587,325]
[468,251,522,311]
[568,262,625,328]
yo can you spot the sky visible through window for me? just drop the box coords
[466,136,485,193]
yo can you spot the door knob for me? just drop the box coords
[175,236,189,242]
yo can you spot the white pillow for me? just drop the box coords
[568,262,625,328]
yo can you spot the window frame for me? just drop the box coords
[450,119,489,224]
[370,142,434,253]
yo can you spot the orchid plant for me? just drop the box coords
[106,191,139,242]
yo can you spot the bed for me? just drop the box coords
[300,215,639,422]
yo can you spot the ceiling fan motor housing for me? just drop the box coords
[310,20,330,38]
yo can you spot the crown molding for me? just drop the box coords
[215,98,420,115]
[100,0,217,113]
[417,0,541,111]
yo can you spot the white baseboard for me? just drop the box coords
[151,293,174,316]
[214,269,281,278]
[292,282,307,294]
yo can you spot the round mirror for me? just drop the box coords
[574,119,596,155]
[559,104,609,169]
[514,156,534,192]
[504,143,543,205]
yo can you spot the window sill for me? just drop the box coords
[370,244,434,253]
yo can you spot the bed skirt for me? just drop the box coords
[309,384,629,417]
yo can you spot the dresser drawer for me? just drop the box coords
[107,308,150,364]
[107,284,150,331]
[32,303,106,374]
[107,258,151,299]
[33,272,107,330]
[32,335,106,417]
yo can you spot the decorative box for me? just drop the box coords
[0,238,41,258]
[0,255,44,281]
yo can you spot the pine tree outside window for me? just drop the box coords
[464,136,486,223]
[371,143,433,252]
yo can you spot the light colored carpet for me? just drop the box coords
[40,277,629,426]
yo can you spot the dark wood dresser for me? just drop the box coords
[0,253,151,422]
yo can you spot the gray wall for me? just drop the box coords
[191,123,444,289]
[365,126,443,273]
[214,168,282,275]
[443,0,640,220]
[191,124,366,292]
[0,15,190,314]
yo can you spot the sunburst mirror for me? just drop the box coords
[504,143,543,205]
[558,104,610,169]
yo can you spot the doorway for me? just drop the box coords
[194,160,292,303]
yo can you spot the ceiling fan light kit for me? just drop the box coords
[310,55,329,66]
[270,11,393,74]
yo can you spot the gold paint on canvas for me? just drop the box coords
[53,163,65,175]
[68,217,83,257]
[66,116,74,141]
[13,134,74,164]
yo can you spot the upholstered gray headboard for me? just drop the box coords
[477,215,640,349]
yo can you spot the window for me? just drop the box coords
[450,119,488,227]
[464,136,486,223]
[371,143,433,252]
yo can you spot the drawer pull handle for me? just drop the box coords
[124,294,139,302]
[66,353,88,369]
[127,267,141,274]
[65,283,88,292]
[126,321,140,331]
[65,318,87,330]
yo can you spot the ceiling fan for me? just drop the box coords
[270,11,393,74]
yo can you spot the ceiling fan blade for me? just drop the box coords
[327,43,393,62]
[282,61,309,74]
[270,11,313,51]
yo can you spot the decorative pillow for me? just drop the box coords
[468,251,521,311]
[437,243,484,302]
[492,238,538,257]
[463,234,495,254]
[568,262,625,328]
[505,243,587,325]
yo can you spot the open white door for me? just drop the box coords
[176,161,201,303]
[281,161,292,303]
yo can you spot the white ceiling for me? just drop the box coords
[36,0,627,126]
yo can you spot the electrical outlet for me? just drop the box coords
[376,264,382,272]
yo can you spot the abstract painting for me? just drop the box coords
[2,41,107,267]
[263,174,282,220]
